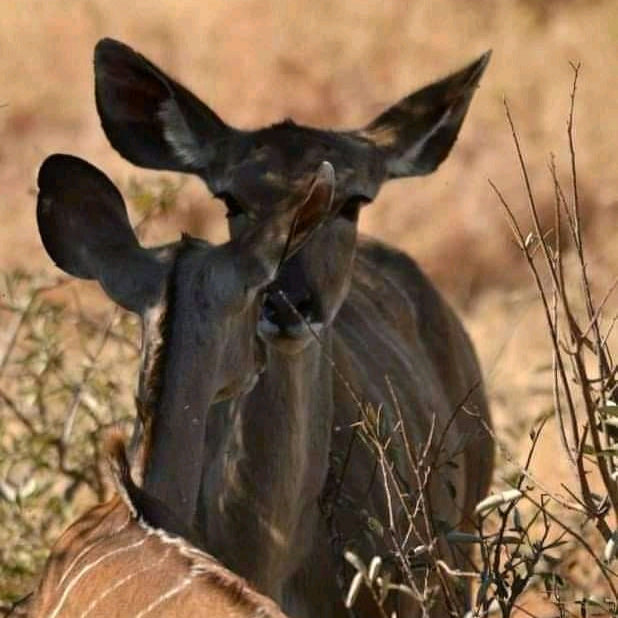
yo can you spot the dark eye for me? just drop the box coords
[217,192,245,218]
[338,196,370,222]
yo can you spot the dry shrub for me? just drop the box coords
[0,182,173,613]
[339,67,617,618]
[0,4,616,615]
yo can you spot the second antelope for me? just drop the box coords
[28,432,289,618]
[35,152,332,616]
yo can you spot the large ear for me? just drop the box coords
[37,154,171,314]
[361,51,491,178]
[239,161,336,288]
[94,38,233,172]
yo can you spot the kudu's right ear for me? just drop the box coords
[361,51,491,178]
[94,38,233,172]
[241,161,336,289]
[37,154,171,314]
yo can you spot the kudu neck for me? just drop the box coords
[202,330,336,596]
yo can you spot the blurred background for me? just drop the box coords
[0,0,616,612]
[2,1,616,285]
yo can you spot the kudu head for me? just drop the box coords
[36,154,335,524]
[94,39,490,353]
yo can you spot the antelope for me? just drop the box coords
[27,430,290,618]
[36,148,334,497]
[35,152,333,616]
[45,40,494,616]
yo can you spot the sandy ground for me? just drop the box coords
[0,1,616,614]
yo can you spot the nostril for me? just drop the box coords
[296,295,313,320]
[262,297,278,322]
[262,289,316,327]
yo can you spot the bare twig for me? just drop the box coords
[61,307,120,446]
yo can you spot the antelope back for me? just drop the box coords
[29,498,288,617]
[28,437,289,618]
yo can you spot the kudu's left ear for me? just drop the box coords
[37,154,171,314]
[241,161,336,288]
[361,51,491,178]
[94,38,233,173]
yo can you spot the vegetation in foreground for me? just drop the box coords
[1,74,616,618]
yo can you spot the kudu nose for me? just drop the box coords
[263,285,314,330]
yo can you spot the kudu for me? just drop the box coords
[36,149,334,501]
[35,153,333,615]
[28,431,289,618]
[68,40,492,616]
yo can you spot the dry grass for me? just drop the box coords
[0,1,617,615]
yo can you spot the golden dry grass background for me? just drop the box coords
[0,1,617,613]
